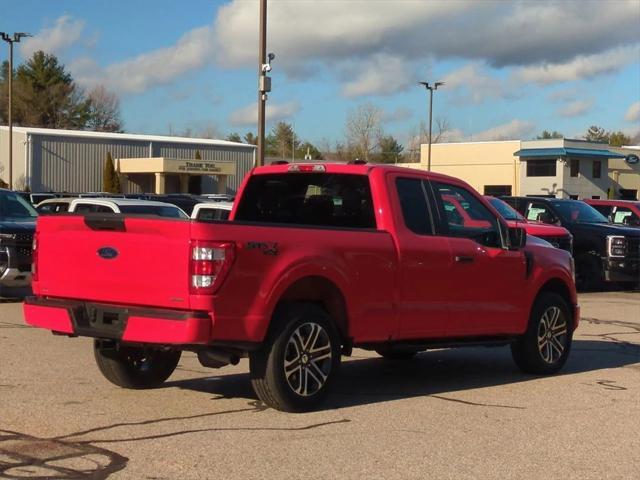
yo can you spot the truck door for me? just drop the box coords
[388,174,450,339]
[431,181,528,336]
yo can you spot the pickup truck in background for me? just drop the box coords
[1,189,36,297]
[24,164,579,412]
[484,196,573,253]
[501,196,640,290]
[584,199,640,228]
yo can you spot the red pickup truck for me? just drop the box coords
[24,163,579,412]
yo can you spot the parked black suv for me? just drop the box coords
[0,189,37,297]
[502,197,640,290]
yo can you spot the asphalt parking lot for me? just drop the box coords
[1,291,638,480]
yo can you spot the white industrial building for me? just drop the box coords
[0,126,256,194]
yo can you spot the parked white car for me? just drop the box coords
[68,198,188,218]
[191,201,233,221]
[36,197,76,214]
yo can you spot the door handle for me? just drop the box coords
[455,255,474,264]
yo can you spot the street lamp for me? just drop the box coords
[1,31,31,190]
[418,81,444,171]
[256,0,273,167]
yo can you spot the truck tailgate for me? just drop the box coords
[34,215,192,310]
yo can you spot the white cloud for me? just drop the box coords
[20,15,86,58]
[513,45,638,85]
[381,107,413,124]
[625,101,640,122]
[557,99,594,118]
[229,101,300,127]
[473,119,535,141]
[442,63,509,103]
[72,26,215,94]
[341,54,414,97]
[213,1,640,69]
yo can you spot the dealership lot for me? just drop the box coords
[1,291,638,480]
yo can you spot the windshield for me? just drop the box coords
[487,197,524,221]
[0,191,38,220]
[118,205,187,218]
[550,200,608,224]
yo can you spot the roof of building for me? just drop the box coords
[0,125,255,149]
[514,147,626,159]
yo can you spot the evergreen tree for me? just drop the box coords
[102,152,121,193]
[13,51,90,128]
[195,150,202,160]
[376,135,404,163]
[226,132,242,143]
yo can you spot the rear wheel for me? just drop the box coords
[511,292,572,375]
[249,303,341,412]
[94,341,181,389]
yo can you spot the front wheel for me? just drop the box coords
[511,292,572,375]
[94,341,181,389]
[249,303,341,412]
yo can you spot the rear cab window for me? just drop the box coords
[234,173,376,229]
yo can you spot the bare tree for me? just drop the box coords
[86,85,122,132]
[345,103,383,161]
[433,117,451,143]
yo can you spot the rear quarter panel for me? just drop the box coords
[191,221,398,343]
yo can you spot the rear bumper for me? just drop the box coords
[23,297,211,345]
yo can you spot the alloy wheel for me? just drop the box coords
[537,306,567,364]
[283,322,333,396]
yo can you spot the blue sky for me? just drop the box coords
[2,0,639,148]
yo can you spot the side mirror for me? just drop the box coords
[508,226,527,250]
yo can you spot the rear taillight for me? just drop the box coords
[189,241,235,294]
[31,232,39,281]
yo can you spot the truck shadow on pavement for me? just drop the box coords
[167,335,639,411]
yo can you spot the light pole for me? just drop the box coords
[1,32,31,190]
[256,0,274,167]
[418,81,444,171]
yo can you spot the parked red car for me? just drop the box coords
[23,163,579,412]
[485,196,573,253]
[584,199,640,228]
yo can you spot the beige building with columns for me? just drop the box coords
[398,138,637,200]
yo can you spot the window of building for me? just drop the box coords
[483,185,512,196]
[526,159,556,177]
[570,158,580,177]
[569,195,579,200]
[592,160,602,178]
[591,195,600,199]
[395,178,433,235]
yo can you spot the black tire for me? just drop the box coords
[249,303,341,412]
[511,292,573,375]
[575,254,603,291]
[94,341,181,389]
[375,346,420,360]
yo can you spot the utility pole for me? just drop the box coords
[418,81,444,171]
[1,32,31,189]
[256,0,273,167]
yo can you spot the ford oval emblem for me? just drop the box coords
[98,247,119,259]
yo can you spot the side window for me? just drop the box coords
[395,177,432,235]
[612,207,637,226]
[591,205,611,218]
[526,202,557,224]
[433,182,502,248]
[94,205,115,213]
[73,204,93,213]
